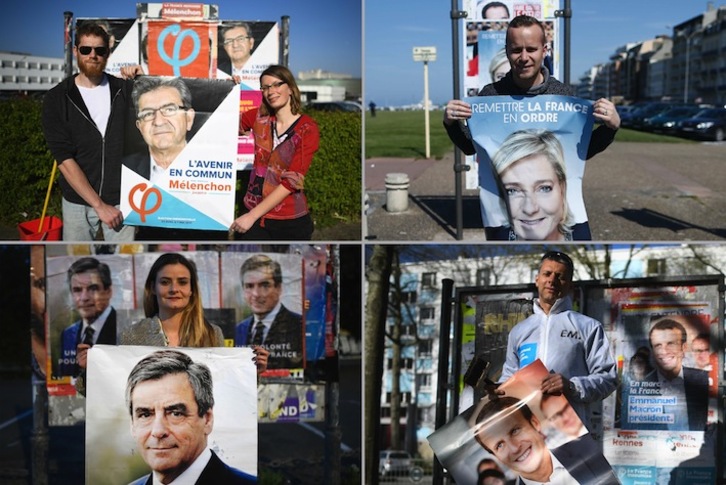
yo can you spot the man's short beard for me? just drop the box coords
[78,58,106,78]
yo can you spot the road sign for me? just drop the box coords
[413,46,437,62]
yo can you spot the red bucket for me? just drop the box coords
[18,216,63,241]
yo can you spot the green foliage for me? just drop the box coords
[365,111,697,160]
[0,98,61,227]
[305,109,362,228]
[365,110,452,159]
[0,100,362,233]
[613,127,696,143]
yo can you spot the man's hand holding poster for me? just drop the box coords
[121,76,239,231]
[465,94,594,241]
[428,360,618,484]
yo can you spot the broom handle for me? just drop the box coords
[38,160,57,233]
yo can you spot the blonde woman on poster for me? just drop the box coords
[491,129,579,240]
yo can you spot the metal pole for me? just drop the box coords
[451,0,467,240]
[424,60,431,159]
[280,15,290,67]
[555,0,572,84]
[432,278,454,484]
[31,378,49,485]
[63,11,73,79]
[324,246,342,485]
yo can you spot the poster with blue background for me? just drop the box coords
[465,94,594,240]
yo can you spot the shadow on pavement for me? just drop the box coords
[612,208,726,238]
[410,195,483,238]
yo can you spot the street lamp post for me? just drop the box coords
[413,47,437,159]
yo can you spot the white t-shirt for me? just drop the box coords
[77,75,111,136]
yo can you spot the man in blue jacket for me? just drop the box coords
[42,22,134,241]
[59,257,117,377]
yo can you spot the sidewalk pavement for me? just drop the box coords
[365,154,488,241]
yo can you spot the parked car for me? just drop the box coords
[307,101,362,112]
[626,102,675,130]
[379,450,412,479]
[676,108,726,141]
[642,105,703,134]
[618,102,655,128]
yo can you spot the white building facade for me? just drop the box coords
[0,52,66,93]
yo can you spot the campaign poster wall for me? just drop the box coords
[465,94,594,240]
[120,76,239,231]
[75,18,140,77]
[85,345,257,484]
[597,286,719,484]
[429,360,617,484]
[220,252,305,379]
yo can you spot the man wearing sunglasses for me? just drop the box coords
[42,22,135,241]
[495,251,618,430]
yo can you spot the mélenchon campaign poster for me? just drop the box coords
[465,94,594,241]
[120,76,239,231]
[85,345,257,485]
[428,360,618,485]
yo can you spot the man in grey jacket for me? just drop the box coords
[498,251,618,428]
[443,15,620,240]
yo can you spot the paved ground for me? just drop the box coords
[365,142,726,241]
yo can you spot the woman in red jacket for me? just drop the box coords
[231,65,320,240]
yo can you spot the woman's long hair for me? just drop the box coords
[143,253,218,347]
[259,64,302,116]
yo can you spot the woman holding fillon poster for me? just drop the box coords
[230,65,320,240]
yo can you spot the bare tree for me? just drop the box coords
[364,245,394,485]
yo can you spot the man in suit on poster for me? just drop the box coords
[644,318,709,431]
[234,254,303,370]
[60,257,117,376]
[122,76,195,182]
[218,22,255,77]
[126,349,255,484]
[474,396,619,485]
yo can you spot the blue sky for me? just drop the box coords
[365,0,717,106]
[0,0,361,77]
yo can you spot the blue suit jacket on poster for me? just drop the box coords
[59,308,117,376]
[621,367,709,432]
[128,450,256,485]
[235,304,303,370]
